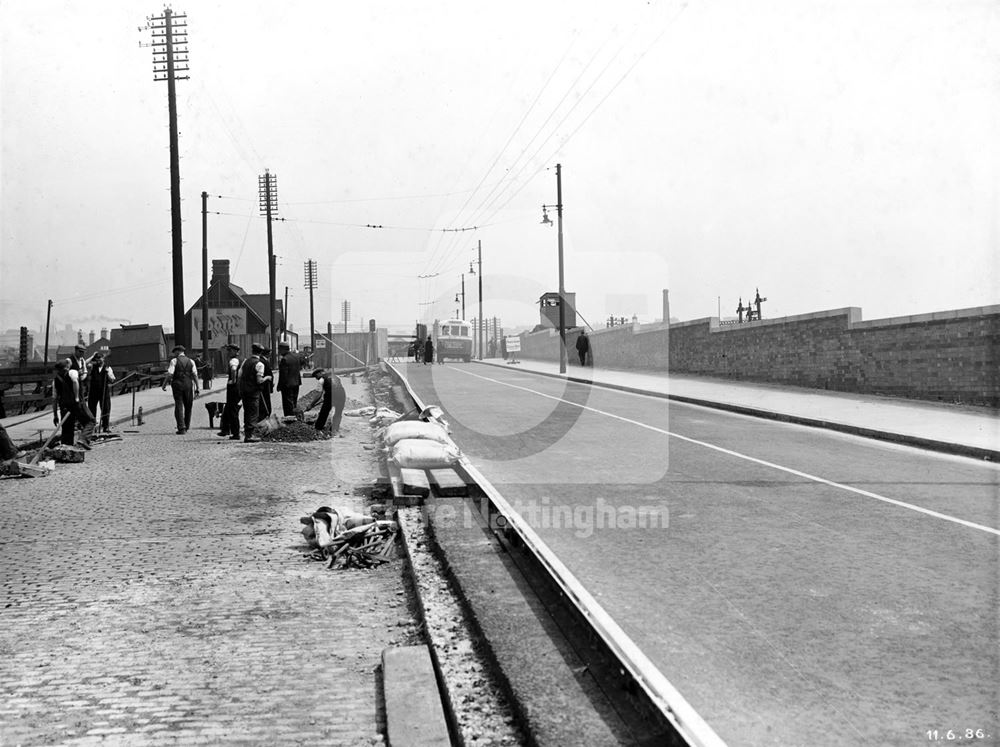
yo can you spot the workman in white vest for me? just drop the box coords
[162,345,200,434]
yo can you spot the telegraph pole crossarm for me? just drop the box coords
[144,6,191,347]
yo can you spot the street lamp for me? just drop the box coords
[454,273,466,320]
[468,239,483,359]
[541,163,567,373]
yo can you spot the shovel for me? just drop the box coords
[28,413,70,466]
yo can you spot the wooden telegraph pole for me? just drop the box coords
[146,7,190,347]
[258,170,278,367]
[304,260,318,355]
[201,191,209,367]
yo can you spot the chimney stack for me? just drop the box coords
[89,330,95,345]
[211,259,231,286]
[101,327,108,340]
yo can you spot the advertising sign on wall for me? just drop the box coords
[192,308,248,343]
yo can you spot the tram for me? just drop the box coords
[435,319,473,362]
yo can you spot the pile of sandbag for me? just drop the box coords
[379,409,463,470]
[384,419,461,468]
[300,505,398,569]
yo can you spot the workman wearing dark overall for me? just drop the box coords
[86,353,115,432]
[53,359,95,449]
[277,343,303,417]
[238,344,271,443]
[218,344,241,439]
[312,368,346,434]
[162,345,199,434]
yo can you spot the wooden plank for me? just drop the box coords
[387,463,424,506]
[382,646,451,747]
[399,468,430,498]
[428,468,470,497]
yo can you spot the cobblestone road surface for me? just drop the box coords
[1,380,417,746]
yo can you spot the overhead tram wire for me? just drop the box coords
[469,2,693,232]
[205,210,488,233]
[464,21,647,230]
[424,16,645,277]
[420,34,581,277]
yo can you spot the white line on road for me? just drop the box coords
[448,366,1000,537]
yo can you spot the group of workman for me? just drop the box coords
[162,341,346,443]
[50,341,345,449]
[51,344,117,449]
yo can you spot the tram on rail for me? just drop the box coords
[435,319,473,362]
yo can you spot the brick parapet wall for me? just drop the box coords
[518,306,1000,406]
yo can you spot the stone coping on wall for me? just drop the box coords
[520,303,1000,341]
[850,304,1000,329]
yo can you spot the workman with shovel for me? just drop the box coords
[52,359,95,450]
[312,368,346,435]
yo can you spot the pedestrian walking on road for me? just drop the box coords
[195,355,214,390]
[575,330,590,366]
[86,352,115,432]
[500,336,507,360]
[277,342,303,417]
[52,359,95,449]
[163,345,199,434]
[237,343,271,443]
[312,368,346,435]
[218,344,242,439]
[423,338,434,365]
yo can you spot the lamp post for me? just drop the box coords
[469,240,483,359]
[454,273,466,320]
[541,163,567,373]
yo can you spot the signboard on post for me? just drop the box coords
[314,338,326,349]
[505,335,521,364]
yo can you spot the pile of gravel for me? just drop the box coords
[260,421,328,442]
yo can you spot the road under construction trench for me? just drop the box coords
[392,361,999,747]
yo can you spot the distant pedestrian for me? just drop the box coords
[52,359,95,449]
[312,368,346,434]
[218,344,241,439]
[575,330,590,366]
[500,336,507,360]
[488,338,497,358]
[195,355,214,390]
[162,345,199,434]
[237,343,271,443]
[86,352,115,432]
[277,342,303,417]
[258,348,274,418]
[423,337,434,365]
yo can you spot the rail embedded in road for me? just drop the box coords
[384,361,726,747]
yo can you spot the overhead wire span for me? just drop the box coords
[424,11,647,277]
[421,33,581,277]
[475,1,693,229]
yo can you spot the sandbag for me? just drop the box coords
[390,438,461,469]
[383,420,450,447]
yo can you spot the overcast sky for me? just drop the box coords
[1,0,997,337]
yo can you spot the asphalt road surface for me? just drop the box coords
[400,361,999,747]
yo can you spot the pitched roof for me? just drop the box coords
[111,324,166,347]
[241,294,283,329]
[187,279,266,328]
